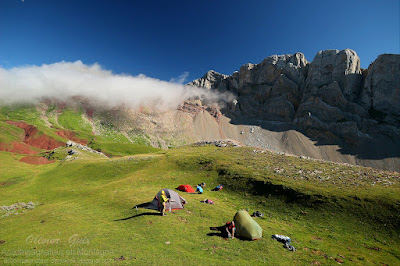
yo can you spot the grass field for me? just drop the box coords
[1,144,399,265]
[1,104,399,265]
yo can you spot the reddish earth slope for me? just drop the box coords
[20,156,54,164]
[55,129,88,145]
[1,121,64,154]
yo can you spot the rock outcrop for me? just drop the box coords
[361,54,400,118]
[189,49,400,150]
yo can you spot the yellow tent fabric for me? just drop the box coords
[233,210,263,240]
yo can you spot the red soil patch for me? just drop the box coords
[20,156,55,164]
[0,141,37,154]
[55,129,88,145]
[4,121,64,153]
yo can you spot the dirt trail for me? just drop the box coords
[36,104,53,128]
[81,114,98,135]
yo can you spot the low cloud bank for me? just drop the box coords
[0,61,219,110]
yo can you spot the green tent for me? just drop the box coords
[233,210,263,240]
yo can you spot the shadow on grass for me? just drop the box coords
[114,212,160,221]
[114,201,160,221]
[206,232,252,241]
[133,202,151,208]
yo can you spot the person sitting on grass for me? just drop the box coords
[160,190,169,216]
[210,221,235,239]
[196,182,206,194]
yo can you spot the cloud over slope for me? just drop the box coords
[0,61,212,109]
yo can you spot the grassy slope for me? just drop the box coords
[1,144,399,265]
[0,105,159,157]
[0,121,24,143]
[56,107,158,156]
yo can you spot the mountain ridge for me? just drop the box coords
[188,49,400,171]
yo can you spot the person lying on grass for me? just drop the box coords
[210,221,235,239]
[211,184,223,191]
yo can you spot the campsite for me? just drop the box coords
[1,136,400,264]
[1,1,400,264]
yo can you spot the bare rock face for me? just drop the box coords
[187,49,399,171]
[305,49,362,102]
[188,70,227,90]
[201,52,309,122]
[294,49,368,141]
[361,54,400,117]
[189,49,399,146]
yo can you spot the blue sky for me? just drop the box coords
[0,0,399,82]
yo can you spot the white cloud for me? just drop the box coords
[169,71,189,84]
[0,61,214,110]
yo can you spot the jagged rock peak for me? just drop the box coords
[188,70,228,89]
[260,52,309,69]
[203,70,228,80]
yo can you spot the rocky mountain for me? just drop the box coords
[1,49,398,172]
[188,49,400,171]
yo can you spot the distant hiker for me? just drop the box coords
[211,184,223,191]
[210,221,235,239]
[196,183,205,194]
[160,190,169,216]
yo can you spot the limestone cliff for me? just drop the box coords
[188,49,400,171]
[189,49,400,143]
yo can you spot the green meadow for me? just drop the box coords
[0,105,399,265]
[1,145,400,265]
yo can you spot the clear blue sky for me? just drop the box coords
[1,0,399,82]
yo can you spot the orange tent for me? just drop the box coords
[176,184,196,193]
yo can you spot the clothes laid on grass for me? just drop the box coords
[203,199,214,204]
[271,234,296,251]
[251,211,263,217]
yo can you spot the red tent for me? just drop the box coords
[176,184,195,193]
